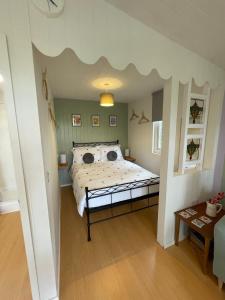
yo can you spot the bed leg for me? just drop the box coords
[87,224,91,242]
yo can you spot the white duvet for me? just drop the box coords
[72,160,160,216]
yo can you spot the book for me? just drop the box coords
[186,208,198,215]
[179,211,191,219]
[199,216,212,224]
[191,219,205,228]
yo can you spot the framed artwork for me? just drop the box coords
[109,115,117,127]
[186,138,202,162]
[72,114,81,127]
[189,98,204,124]
[91,115,100,127]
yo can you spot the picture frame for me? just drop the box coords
[109,115,117,127]
[185,138,202,162]
[91,115,100,127]
[189,98,205,125]
[72,114,81,127]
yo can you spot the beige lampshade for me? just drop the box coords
[99,93,114,107]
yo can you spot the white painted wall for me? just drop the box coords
[0,88,18,212]
[0,1,225,298]
[0,1,60,298]
[33,46,61,291]
[128,96,161,175]
[158,81,225,247]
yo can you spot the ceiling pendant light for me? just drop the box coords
[99,92,114,107]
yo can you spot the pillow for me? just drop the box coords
[72,146,101,164]
[83,152,94,164]
[99,145,123,162]
[107,151,117,161]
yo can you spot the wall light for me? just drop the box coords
[99,93,114,107]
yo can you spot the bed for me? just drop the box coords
[72,140,160,241]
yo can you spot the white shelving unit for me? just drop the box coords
[178,81,210,173]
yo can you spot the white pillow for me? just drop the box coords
[99,145,123,162]
[72,146,101,164]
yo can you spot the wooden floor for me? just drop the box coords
[0,212,32,299]
[60,186,225,300]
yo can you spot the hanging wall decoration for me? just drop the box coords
[91,115,100,127]
[72,114,81,127]
[109,115,117,127]
[42,68,48,101]
[138,112,150,124]
[129,109,139,121]
[189,98,204,124]
[186,138,200,161]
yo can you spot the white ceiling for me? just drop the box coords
[38,49,164,103]
[106,0,225,70]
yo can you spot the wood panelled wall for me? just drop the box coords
[54,99,128,185]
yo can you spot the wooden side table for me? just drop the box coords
[175,202,225,274]
[58,162,68,169]
[124,156,136,163]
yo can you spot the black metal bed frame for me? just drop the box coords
[72,140,160,241]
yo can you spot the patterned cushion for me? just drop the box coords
[99,145,123,161]
[72,146,101,164]
[83,153,94,164]
[107,151,117,161]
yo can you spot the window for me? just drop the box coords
[152,121,163,155]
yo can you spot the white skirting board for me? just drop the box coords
[60,183,72,187]
[0,200,20,214]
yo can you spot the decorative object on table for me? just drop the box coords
[125,148,130,157]
[91,115,100,127]
[138,112,150,124]
[109,115,117,127]
[199,216,212,224]
[59,153,67,164]
[185,208,198,215]
[129,109,139,121]
[72,114,81,127]
[179,211,191,219]
[191,218,205,228]
[186,138,200,161]
[189,98,204,124]
[42,68,48,101]
[206,192,224,217]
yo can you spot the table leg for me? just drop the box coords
[203,237,210,274]
[175,215,180,246]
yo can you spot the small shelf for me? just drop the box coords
[186,134,204,139]
[184,160,201,166]
[190,93,208,100]
[187,124,205,129]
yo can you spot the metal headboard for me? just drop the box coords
[72,140,119,148]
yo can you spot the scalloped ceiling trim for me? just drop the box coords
[32,43,223,90]
[29,0,225,90]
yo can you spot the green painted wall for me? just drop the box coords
[54,99,128,185]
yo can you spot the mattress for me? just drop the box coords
[72,160,160,216]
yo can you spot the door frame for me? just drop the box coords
[0,33,40,299]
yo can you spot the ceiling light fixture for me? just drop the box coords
[99,92,114,107]
[92,77,122,90]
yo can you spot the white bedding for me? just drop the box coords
[72,160,160,216]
